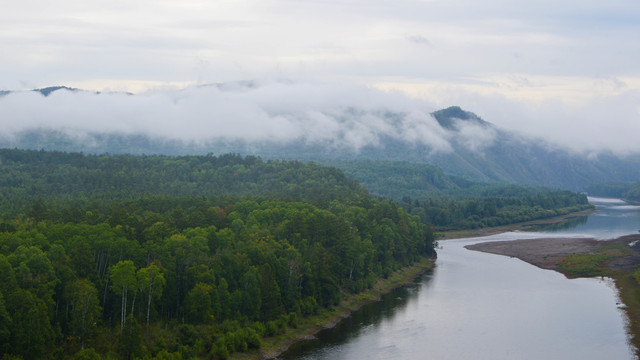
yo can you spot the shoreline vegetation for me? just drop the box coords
[233,256,434,360]
[436,208,597,240]
[239,209,594,360]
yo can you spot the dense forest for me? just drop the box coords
[0,196,432,359]
[0,149,366,215]
[320,160,476,200]
[0,149,592,228]
[0,149,435,359]
[323,160,593,229]
[400,189,592,230]
[0,149,592,359]
[586,182,640,203]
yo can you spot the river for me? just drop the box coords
[277,197,640,360]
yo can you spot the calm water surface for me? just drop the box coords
[531,197,640,240]
[278,198,639,359]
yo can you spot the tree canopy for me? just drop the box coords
[0,148,593,358]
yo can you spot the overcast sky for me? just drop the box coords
[1,0,640,154]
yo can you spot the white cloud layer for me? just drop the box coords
[1,80,639,155]
[0,82,457,152]
[0,0,639,154]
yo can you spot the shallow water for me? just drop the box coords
[278,198,638,360]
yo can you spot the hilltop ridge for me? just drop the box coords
[2,85,640,191]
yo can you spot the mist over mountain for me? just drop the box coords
[2,82,639,191]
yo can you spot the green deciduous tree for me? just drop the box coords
[66,278,101,349]
[109,260,137,332]
[7,288,55,360]
[185,282,214,323]
[259,264,283,321]
[0,291,11,354]
[136,264,166,325]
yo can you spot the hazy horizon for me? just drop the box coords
[1,0,639,154]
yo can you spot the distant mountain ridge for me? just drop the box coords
[1,85,639,192]
[432,106,492,130]
[0,85,126,97]
[34,86,79,96]
[0,85,79,97]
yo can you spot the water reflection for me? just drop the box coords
[531,197,640,240]
[529,215,589,232]
[279,272,430,359]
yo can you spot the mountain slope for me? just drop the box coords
[1,84,639,191]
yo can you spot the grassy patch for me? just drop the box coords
[437,231,482,239]
[557,244,632,277]
[601,242,634,255]
[557,254,610,276]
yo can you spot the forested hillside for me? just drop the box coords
[586,182,640,203]
[0,196,432,359]
[4,98,640,191]
[0,149,435,359]
[323,160,593,229]
[0,149,365,215]
[0,149,593,231]
[323,160,577,200]
[321,160,472,200]
[629,184,640,202]
[400,190,592,230]
[0,149,594,359]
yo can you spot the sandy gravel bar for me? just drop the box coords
[465,235,640,272]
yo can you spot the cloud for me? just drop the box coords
[3,0,639,91]
[451,120,497,152]
[374,74,640,155]
[2,0,639,159]
[0,81,459,153]
[406,35,432,46]
[2,78,639,156]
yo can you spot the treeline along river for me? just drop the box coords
[278,197,640,360]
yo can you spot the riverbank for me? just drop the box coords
[465,234,640,275]
[436,208,596,240]
[243,208,604,359]
[466,234,640,277]
[231,256,435,360]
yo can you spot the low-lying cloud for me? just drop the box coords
[4,79,636,157]
[0,81,465,153]
[446,87,640,155]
